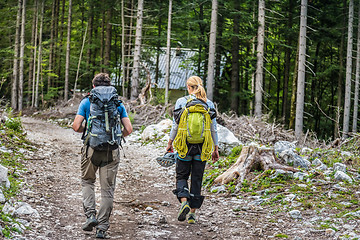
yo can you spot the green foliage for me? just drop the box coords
[274,233,288,238]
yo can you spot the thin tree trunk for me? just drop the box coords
[12,0,22,110]
[35,0,44,108]
[100,11,105,71]
[154,13,162,93]
[121,0,126,96]
[104,8,112,73]
[73,23,88,96]
[289,39,299,129]
[18,0,26,111]
[125,0,134,98]
[254,0,265,117]
[352,1,360,133]
[47,0,57,91]
[295,0,308,139]
[206,0,218,101]
[28,1,37,107]
[282,0,294,122]
[231,0,239,112]
[57,0,66,86]
[64,0,72,101]
[343,0,354,138]
[164,0,172,105]
[335,0,347,138]
[86,4,93,85]
[130,0,144,100]
[32,0,39,107]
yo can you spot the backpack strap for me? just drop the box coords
[81,94,90,141]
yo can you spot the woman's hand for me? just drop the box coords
[212,146,219,163]
[166,140,174,152]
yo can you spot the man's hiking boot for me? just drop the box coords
[187,212,196,224]
[82,214,98,231]
[96,229,108,239]
[177,201,190,221]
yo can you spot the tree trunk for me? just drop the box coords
[47,0,57,91]
[35,0,44,108]
[104,8,112,73]
[164,0,172,105]
[86,4,93,86]
[154,13,162,93]
[130,0,144,100]
[282,0,294,122]
[295,0,308,139]
[289,41,299,129]
[57,0,66,86]
[18,0,26,111]
[12,0,22,110]
[352,2,360,133]
[206,0,218,101]
[254,0,265,117]
[214,145,297,185]
[28,1,37,107]
[335,0,346,138]
[64,0,72,101]
[125,0,135,98]
[32,0,39,107]
[121,0,126,96]
[100,11,105,71]
[73,23,87,96]
[343,0,354,138]
[230,0,239,113]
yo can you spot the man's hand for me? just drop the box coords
[166,139,174,152]
[212,145,219,163]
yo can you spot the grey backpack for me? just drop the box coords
[84,86,122,151]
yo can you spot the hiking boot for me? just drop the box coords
[177,201,190,221]
[96,229,108,239]
[187,212,196,224]
[82,214,98,231]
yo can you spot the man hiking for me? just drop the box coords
[166,76,219,224]
[72,73,132,238]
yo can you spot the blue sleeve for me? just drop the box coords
[77,98,90,120]
[117,103,129,119]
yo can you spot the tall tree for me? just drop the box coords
[104,8,112,73]
[47,0,57,91]
[295,0,308,139]
[343,0,354,138]
[31,0,39,107]
[207,0,218,101]
[35,0,44,108]
[352,1,360,133]
[64,0,72,101]
[28,1,37,107]
[230,0,240,113]
[164,0,172,105]
[11,0,22,110]
[18,0,26,111]
[131,0,144,100]
[254,0,265,117]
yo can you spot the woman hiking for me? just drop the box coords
[166,76,219,224]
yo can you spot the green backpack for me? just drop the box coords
[173,97,216,160]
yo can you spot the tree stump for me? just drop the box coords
[214,145,297,185]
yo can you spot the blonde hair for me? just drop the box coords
[187,76,207,102]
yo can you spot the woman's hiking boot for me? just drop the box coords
[187,212,196,224]
[96,229,108,239]
[177,201,190,221]
[82,214,98,231]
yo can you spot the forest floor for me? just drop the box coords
[16,115,354,240]
[9,95,357,240]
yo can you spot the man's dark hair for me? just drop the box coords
[92,73,111,87]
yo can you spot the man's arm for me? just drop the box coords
[72,115,85,133]
[121,117,133,137]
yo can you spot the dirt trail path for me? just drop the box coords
[19,116,333,240]
[20,117,226,240]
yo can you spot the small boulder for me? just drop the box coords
[141,119,172,141]
[294,172,308,181]
[274,141,296,155]
[312,158,322,166]
[14,202,40,218]
[289,210,302,219]
[217,124,242,155]
[334,171,352,183]
[0,164,10,189]
[333,163,347,173]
